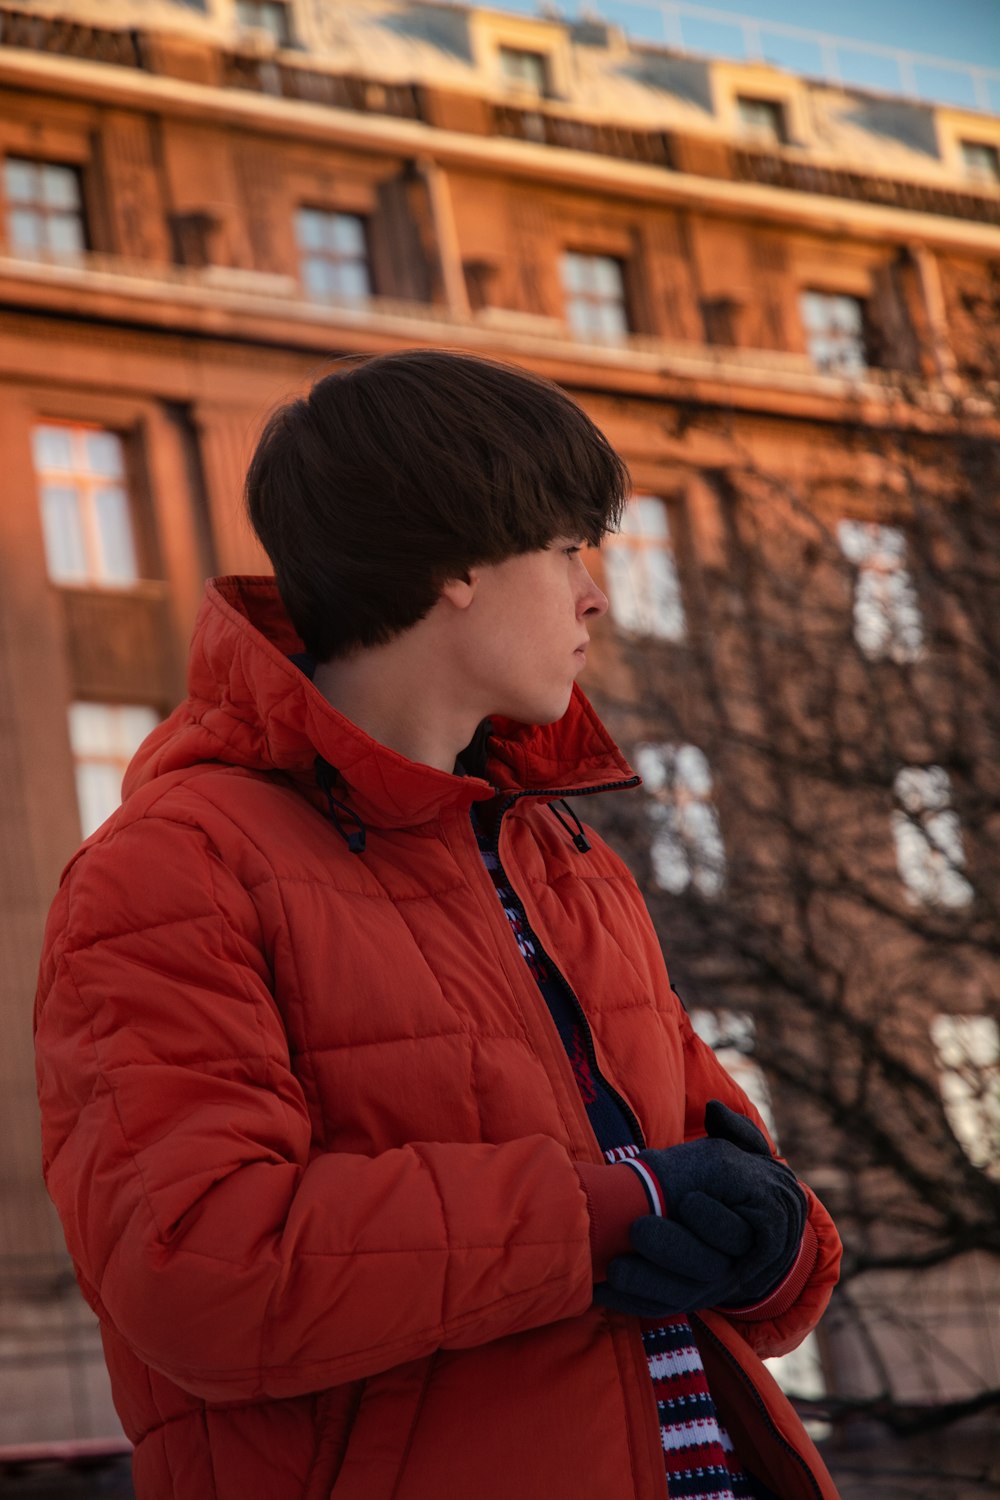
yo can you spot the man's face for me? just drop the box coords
[455,537,609,727]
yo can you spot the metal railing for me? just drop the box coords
[468,1,1000,114]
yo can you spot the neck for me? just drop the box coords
[312,634,479,775]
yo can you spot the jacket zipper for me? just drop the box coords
[692,1315,826,1500]
[479,782,646,1151]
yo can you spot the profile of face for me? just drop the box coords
[442,537,609,727]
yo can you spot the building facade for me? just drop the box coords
[1,1,998,1490]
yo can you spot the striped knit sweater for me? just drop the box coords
[469,801,761,1500]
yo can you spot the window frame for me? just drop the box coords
[559,249,631,343]
[68,700,162,839]
[498,44,551,97]
[603,495,687,642]
[3,156,89,259]
[959,139,1000,187]
[735,95,788,146]
[836,518,924,665]
[234,0,294,47]
[31,421,156,589]
[635,740,726,899]
[799,289,872,376]
[891,764,973,911]
[929,1013,999,1175]
[294,205,374,303]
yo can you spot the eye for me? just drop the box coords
[565,545,583,558]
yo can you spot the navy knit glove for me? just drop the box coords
[594,1215,747,1317]
[625,1101,807,1308]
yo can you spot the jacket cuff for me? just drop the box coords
[724,1220,819,1322]
[573,1162,650,1281]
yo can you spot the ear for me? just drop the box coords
[438,569,478,611]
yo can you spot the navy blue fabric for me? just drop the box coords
[633,1102,807,1308]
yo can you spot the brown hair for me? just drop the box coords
[245,348,629,660]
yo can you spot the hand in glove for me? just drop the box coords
[605,1101,807,1315]
[594,1210,752,1317]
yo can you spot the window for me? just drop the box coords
[31,423,140,586]
[69,702,160,838]
[499,45,549,96]
[604,496,686,641]
[892,766,973,910]
[235,0,292,45]
[930,1014,999,1175]
[959,140,1000,186]
[4,157,86,258]
[295,208,371,302]
[800,291,869,375]
[635,742,725,897]
[691,1009,776,1139]
[837,520,923,664]
[736,96,787,145]
[560,251,629,342]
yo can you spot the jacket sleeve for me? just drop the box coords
[674,998,843,1360]
[34,813,595,1404]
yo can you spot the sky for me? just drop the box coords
[492,0,1000,111]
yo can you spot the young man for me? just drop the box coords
[35,350,842,1500]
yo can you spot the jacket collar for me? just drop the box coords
[124,576,638,830]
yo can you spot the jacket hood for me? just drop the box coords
[124,576,638,830]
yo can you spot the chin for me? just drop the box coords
[501,690,573,727]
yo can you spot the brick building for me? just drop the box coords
[1,1,998,1491]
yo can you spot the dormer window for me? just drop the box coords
[736,96,787,146]
[960,140,1000,186]
[235,0,292,47]
[499,45,550,97]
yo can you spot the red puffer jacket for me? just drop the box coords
[36,576,842,1500]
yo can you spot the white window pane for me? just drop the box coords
[9,208,42,251]
[41,485,88,581]
[892,765,973,909]
[634,496,669,540]
[301,256,330,298]
[642,548,686,640]
[894,764,950,816]
[596,300,628,340]
[604,547,644,633]
[930,1015,1000,1174]
[675,743,712,797]
[84,430,125,479]
[567,298,597,338]
[295,210,325,252]
[69,702,118,757]
[93,487,139,582]
[70,703,161,837]
[41,165,80,210]
[634,742,668,793]
[333,260,371,301]
[4,158,37,202]
[560,253,586,294]
[332,214,365,255]
[840,521,923,662]
[75,762,122,839]
[118,705,160,752]
[33,425,74,471]
[799,291,826,331]
[47,212,85,255]
[593,258,624,299]
[650,808,692,894]
[638,742,726,896]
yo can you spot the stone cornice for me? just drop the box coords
[2,45,999,257]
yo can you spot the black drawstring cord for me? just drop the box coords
[547,799,592,854]
[315,756,367,855]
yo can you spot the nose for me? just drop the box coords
[578,558,609,620]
